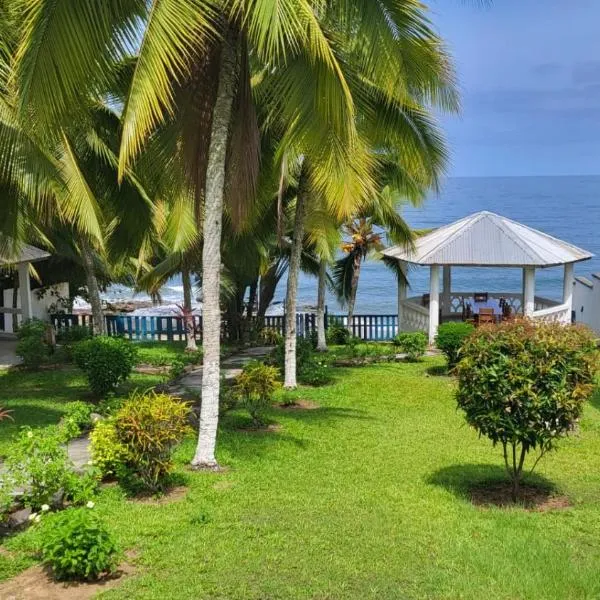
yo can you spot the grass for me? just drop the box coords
[2,356,600,598]
[135,341,191,366]
[0,367,162,458]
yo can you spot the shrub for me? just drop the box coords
[259,327,283,346]
[326,322,350,345]
[393,332,428,361]
[16,335,50,369]
[16,318,47,340]
[97,395,125,417]
[436,322,475,368]
[271,336,313,374]
[299,357,332,386]
[233,361,280,426]
[56,324,92,344]
[39,507,119,581]
[113,391,191,493]
[219,383,238,416]
[455,320,599,501]
[3,426,71,510]
[61,401,94,439]
[0,482,14,525]
[63,468,101,507]
[89,419,127,479]
[73,336,138,397]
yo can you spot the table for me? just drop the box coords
[462,297,501,315]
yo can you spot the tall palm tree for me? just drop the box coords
[9,0,457,461]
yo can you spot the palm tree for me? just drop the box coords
[9,0,456,460]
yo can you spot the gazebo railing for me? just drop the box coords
[399,300,430,333]
[443,292,560,316]
[531,302,572,324]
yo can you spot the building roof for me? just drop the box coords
[0,241,50,266]
[383,211,593,267]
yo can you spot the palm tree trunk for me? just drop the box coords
[192,31,238,469]
[80,240,106,336]
[316,259,327,352]
[346,255,362,336]
[284,164,309,389]
[182,267,198,352]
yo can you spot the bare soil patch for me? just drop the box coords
[235,423,282,434]
[278,399,320,410]
[0,561,135,600]
[470,482,572,511]
[134,364,169,375]
[128,485,188,505]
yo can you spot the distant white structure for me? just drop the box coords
[0,241,54,335]
[383,211,593,343]
[573,274,600,333]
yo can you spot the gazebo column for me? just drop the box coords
[563,262,574,320]
[523,266,535,317]
[17,262,33,321]
[428,265,440,344]
[442,266,451,317]
[397,260,407,334]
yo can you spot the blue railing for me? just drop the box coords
[51,312,399,342]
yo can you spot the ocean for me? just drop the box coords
[101,176,600,316]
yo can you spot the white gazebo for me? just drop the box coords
[383,211,593,343]
[1,242,51,331]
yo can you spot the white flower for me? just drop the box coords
[27,431,33,438]
[86,460,94,466]
[41,504,50,512]
[28,512,37,521]
[34,515,41,523]
[86,501,95,509]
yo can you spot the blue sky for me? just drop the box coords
[430,0,600,176]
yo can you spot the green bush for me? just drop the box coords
[97,395,125,417]
[16,336,50,369]
[73,336,138,397]
[455,320,599,501]
[259,327,283,346]
[56,324,92,344]
[271,336,313,374]
[0,482,14,525]
[2,426,71,510]
[299,357,332,386]
[233,361,281,426]
[326,322,350,345]
[89,419,127,479]
[39,507,119,581]
[393,332,428,361]
[435,322,475,368]
[61,401,94,439]
[113,391,191,493]
[16,318,47,340]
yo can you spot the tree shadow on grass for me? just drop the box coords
[274,405,371,425]
[427,463,559,509]
[425,365,451,377]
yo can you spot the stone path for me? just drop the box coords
[2,346,273,516]
[172,346,273,395]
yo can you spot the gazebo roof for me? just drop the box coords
[383,211,593,268]
[0,241,50,266]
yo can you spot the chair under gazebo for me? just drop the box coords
[382,211,593,343]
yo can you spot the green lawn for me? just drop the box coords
[2,357,600,598]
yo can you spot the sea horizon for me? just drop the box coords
[96,174,600,316]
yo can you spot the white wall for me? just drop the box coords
[1,282,70,333]
[573,274,600,333]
